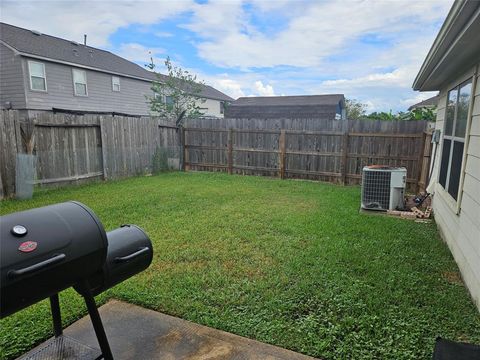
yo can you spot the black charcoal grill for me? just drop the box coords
[0,201,153,360]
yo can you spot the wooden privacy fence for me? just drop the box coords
[0,110,180,199]
[183,118,432,190]
[1,110,431,199]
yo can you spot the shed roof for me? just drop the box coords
[0,22,233,102]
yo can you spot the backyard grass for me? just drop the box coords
[0,172,479,359]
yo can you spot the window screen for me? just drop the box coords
[28,61,46,91]
[445,89,457,136]
[439,139,450,188]
[455,82,471,138]
[73,69,87,96]
[112,76,120,92]
[448,141,464,200]
[438,78,472,201]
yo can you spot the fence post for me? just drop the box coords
[181,127,189,171]
[0,110,20,198]
[424,131,433,187]
[227,128,233,175]
[99,116,108,180]
[341,131,349,185]
[416,131,430,193]
[279,129,286,179]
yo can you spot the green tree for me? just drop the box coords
[345,98,368,119]
[365,110,396,121]
[402,107,436,121]
[146,56,206,121]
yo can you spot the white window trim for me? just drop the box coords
[112,76,120,92]
[72,68,88,96]
[28,60,47,92]
[437,69,477,215]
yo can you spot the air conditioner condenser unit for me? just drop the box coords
[361,166,407,211]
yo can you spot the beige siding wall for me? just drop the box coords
[197,97,224,118]
[431,64,480,310]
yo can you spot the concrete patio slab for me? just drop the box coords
[62,300,318,360]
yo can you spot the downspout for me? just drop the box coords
[455,63,478,214]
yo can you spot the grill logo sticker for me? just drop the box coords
[18,241,37,253]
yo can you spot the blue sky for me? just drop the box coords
[2,0,453,112]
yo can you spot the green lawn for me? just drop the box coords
[1,172,479,359]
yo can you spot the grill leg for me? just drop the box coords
[79,282,114,360]
[50,294,63,337]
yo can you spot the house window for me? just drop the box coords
[28,61,47,91]
[220,101,224,114]
[165,95,174,109]
[72,68,87,96]
[439,79,472,201]
[112,76,120,91]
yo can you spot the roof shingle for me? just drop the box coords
[232,94,344,106]
[0,22,233,102]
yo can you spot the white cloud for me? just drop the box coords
[254,81,275,96]
[189,0,452,69]
[215,79,245,99]
[402,92,439,108]
[116,43,165,65]
[0,0,194,47]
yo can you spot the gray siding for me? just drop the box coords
[23,57,153,115]
[21,57,226,117]
[0,43,26,109]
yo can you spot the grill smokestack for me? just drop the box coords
[84,34,87,46]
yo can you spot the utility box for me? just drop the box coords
[361,166,407,211]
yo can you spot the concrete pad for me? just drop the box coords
[64,300,318,360]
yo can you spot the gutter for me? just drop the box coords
[412,0,479,91]
[416,5,480,91]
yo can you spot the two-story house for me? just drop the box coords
[0,22,233,118]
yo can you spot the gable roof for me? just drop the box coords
[413,0,480,91]
[232,94,344,107]
[0,22,233,102]
[407,95,439,111]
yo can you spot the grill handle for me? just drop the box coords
[114,247,149,263]
[7,253,66,279]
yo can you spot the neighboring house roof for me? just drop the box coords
[413,0,480,91]
[225,94,345,119]
[408,95,440,111]
[232,94,345,107]
[0,22,233,102]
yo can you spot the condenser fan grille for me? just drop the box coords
[362,170,391,210]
